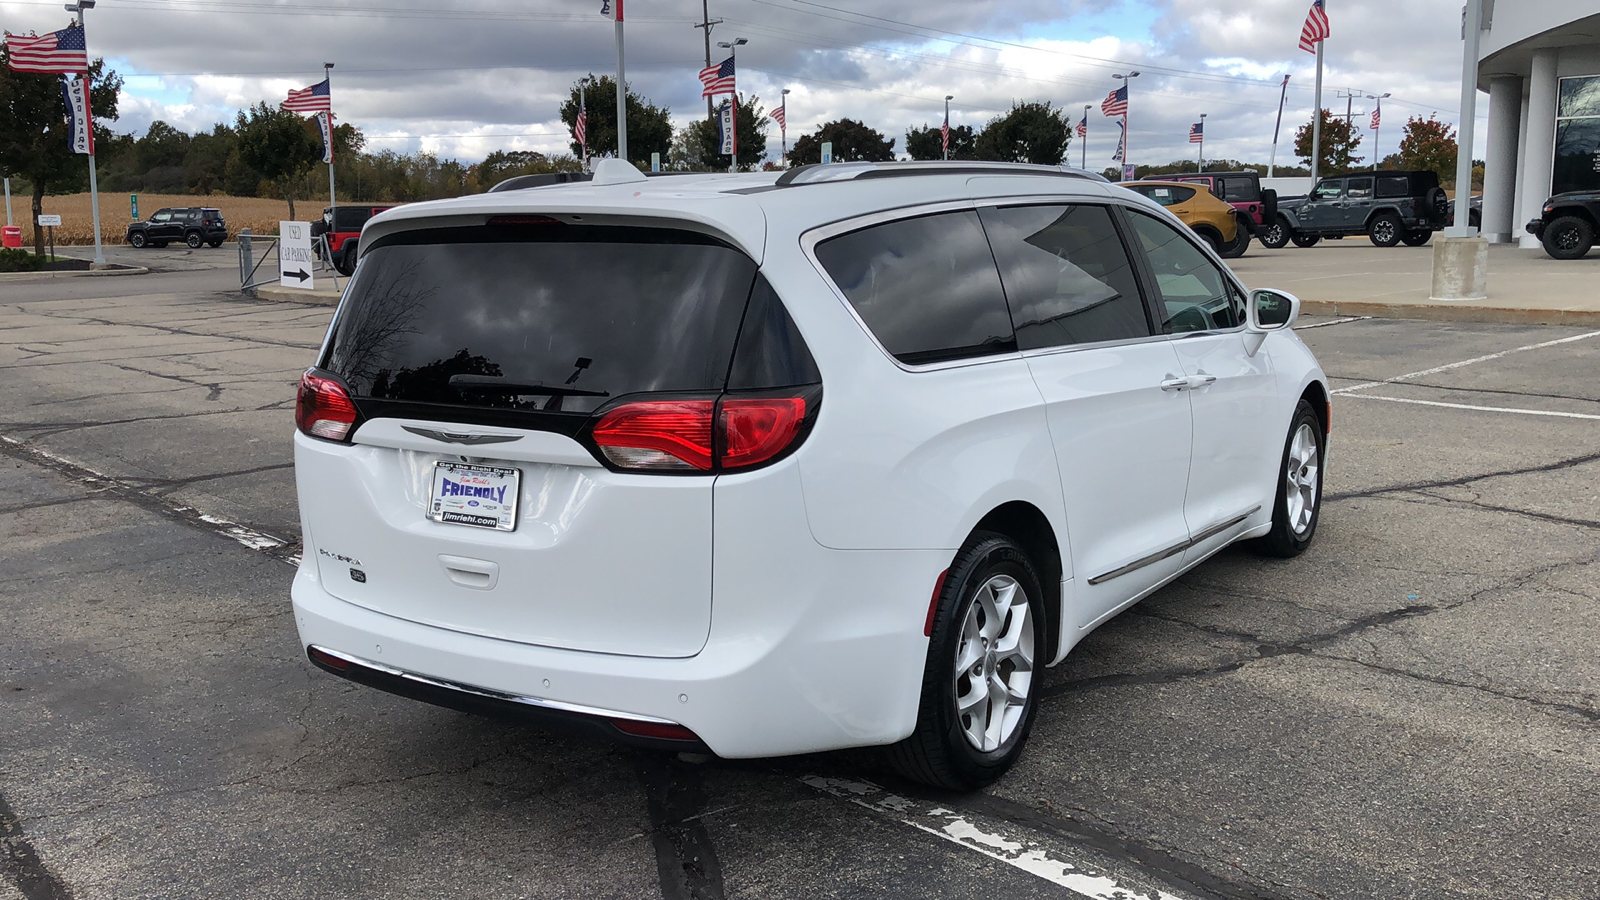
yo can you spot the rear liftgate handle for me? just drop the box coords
[439,555,500,591]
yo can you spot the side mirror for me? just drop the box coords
[1244,289,1300,356]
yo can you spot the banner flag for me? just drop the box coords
[61,76,93,155]
[316,111,334,164]
[718,102,736,155]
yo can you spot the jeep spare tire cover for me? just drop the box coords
[1262,188,1278,224]
[1427,187,1448,221]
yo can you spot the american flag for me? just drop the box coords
[771,103,785,130]
[4,23,89,74]
[699,56,735,98]
[1102,84,1128,117]
[1370,107,1380,130]
[1189,122,1204,143]
[282,78,331,113]
[1298,0,1330,54]
[575,96,587,147]
[941,113,950,156]
[1076,116,1087,138]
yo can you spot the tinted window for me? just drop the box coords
[727,275,820,390]
[1376,176,1410,198]
[150,211,172,222]
[1559,74,1600,118]
[322,225,756,415]
[815,211,1015,365]
[1346,177,1374,199]
[1219,177,1260,202]
[1312,180,1343,200]
[1128,212,1245,332]
[1128,185,1195,207]
[979,204,1150,349]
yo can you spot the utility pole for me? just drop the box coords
[717,37,747,172]
[692,1,723,120]
[1336,88,1357,127]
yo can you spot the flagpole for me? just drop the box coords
[1082,105,1090,169]
[324,63,336,219]
[614,0,628,163]
[943,95,950,160]
[579,78,590,173]
[1310,22,1325,185]
[780,88,789,167]
[1270,75,1290,178]
[1197,113,1207,172]
[67,2,104,265]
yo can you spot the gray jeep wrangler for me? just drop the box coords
[1262,170,1450,249]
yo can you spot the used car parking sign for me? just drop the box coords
[279,221,315,289]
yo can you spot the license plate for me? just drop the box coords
[428,462,520,531]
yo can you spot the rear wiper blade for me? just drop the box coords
[447,374,610,397]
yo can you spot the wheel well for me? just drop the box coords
[1364,207,1402,227]
[1192,224,1223,243]
[1550,207,1599,229]
[1301,381,1330,435]
[969,502,1063,660]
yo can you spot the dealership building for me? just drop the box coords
[1478,0,1600,245]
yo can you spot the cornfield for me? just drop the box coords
[8,193,296,246]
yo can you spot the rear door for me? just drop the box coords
[977,202,1193,628]
[301,221,758,658]
[1342,176,1375,230]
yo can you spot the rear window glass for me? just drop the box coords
[1346,177,1374,199]
[1376,176,1411,198]
[815,210,1016,365]
[321,225,756,415]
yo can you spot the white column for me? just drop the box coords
[1512,81,1531,230]
[1481,75,1522,243]
[1517,48,1559,249]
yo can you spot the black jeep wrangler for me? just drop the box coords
[1526,192,1599,259]
[1262,171,1449,249]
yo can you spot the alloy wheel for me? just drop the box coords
[953,574,1034,752]
[1285,422,1321,536]
[1373,220,1396,244]
[1556,225,1581,253]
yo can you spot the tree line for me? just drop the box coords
[5,57,1471,256]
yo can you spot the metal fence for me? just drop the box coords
[238,228,343,293]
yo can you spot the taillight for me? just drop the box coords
[590,394,812,473]
[720,397,807,469]
[592,400,715,470]
[296,370,358,442]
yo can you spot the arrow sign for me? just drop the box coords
[281,268,310,283]
[278,221,315,289]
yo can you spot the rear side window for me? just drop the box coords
[321,224,756,416]
[1127,212,1245,332]
[1219,178,1260,202]
[978,204,1150,350]
[1346,177,1374,199]
[815,211,1016,365]
[727,275,820,390]
[1376,176,1410,198]
[1130,185,1195,207]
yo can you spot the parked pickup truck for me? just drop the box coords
[1262,170,1449,248]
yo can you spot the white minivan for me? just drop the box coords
[292,161,1328,788]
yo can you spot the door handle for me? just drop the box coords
[1161,377,1191,392]
[1189,374,1218,388]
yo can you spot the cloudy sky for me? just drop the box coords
[0,0,1488,168]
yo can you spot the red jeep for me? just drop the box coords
[1145,171,1278,239]
[311,204,397,276]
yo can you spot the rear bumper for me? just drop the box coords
[291,535,945,759]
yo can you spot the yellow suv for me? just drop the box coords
[1118,181,1249,259]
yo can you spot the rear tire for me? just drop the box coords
[128,232,146,249]
[1261,217,1292,249]
[1291,234,1321,248]
[1369,212,1403,247]
[335,245,357,276]
[1541,216,1595,260]
[1196,229,1222,254]
[1401,230,1431,247]
[207,240,222,248]
[1255,400,1325,559]
[887,532,1046,790]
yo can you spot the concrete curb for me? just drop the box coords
[248,285,342,306]
[1301,300,1600,327]
[0,264,148,280]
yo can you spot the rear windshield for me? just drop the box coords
[320,224,756,416]
[1218,177,1260,202]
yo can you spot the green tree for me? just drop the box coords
[1293,108,1364,175]
[136,120,190,174]
[0,47,121,254]
[465,150,581,192]
[235,101,319,218]
[789,118,894,165]
[183,123,236,194]
[905,123,977,160]
[1394,114,1458,183]
[973,102,1071,165]
[678,94,770,171]
[557,75,673,169]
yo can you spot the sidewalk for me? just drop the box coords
[251,282,341,305]
[1229,241,1600,326]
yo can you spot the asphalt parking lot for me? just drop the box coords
[2,266,1597,900]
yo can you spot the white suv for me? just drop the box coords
[292,160,1328,789]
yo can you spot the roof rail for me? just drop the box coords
[773,160,1107,187]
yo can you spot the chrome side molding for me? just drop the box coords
[1087,506,1263,585]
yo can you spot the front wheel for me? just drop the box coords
[888,532,1045,790]
[185,231,204,249]
[1542,216,1595,260]
[128,232,147,249]
[1255,400,1325,558]
[1368,212,1403,247]
[1401,230,1432,247]
[1291,234,1322,248]
[1261,217,1292,249]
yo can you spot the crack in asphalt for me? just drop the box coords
[1395,379,1600,405]
[1405,488,1600,532]
[635,754,726,900]
[1325,449,1600,502]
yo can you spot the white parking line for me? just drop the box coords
[802,776,1191,900]
[1296,316,1373,329]
[1332,330,1600,395]
[1345,394,1600,421]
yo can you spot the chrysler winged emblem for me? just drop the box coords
[402,426,522,446]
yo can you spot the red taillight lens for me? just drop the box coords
[306,646,351,671]
[591,400,716,470]
[720,397,807,469]
[610,719,701,742]
[295,371,358,442]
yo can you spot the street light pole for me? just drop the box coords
[1114,71,1139,174]
[717,37,747,172]
[943,95,952,160]
[324,62,336,220]
[780,88,790,167]
[65,0,104,265]
[1367,92,1389,171]
[1082,104,1090,169]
